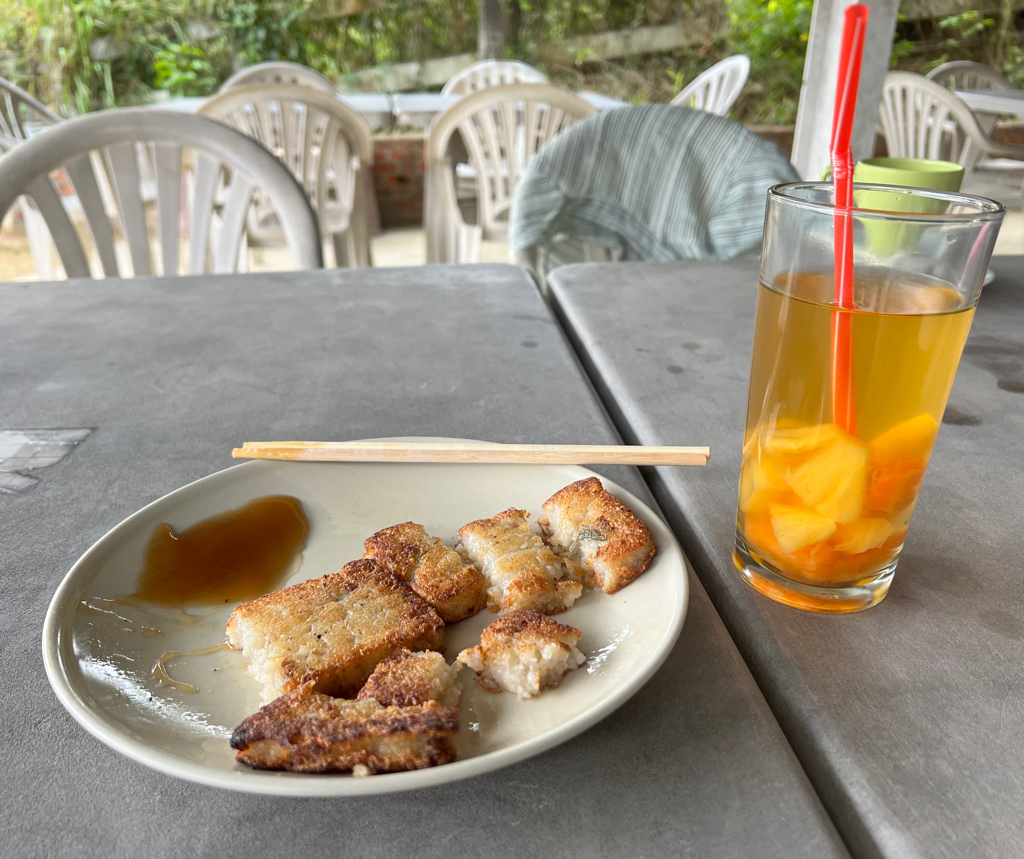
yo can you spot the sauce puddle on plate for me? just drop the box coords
[130,495,308,606]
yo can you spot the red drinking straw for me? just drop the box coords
[829,4,869,436]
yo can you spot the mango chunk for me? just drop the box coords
[834,518,895,554]
[869,413,939,466]
[785,433,869,524]
[866,459,927,514]
[762,423,847,456]
[770,505,837,554]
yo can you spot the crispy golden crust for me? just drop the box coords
[357,649,461,708]
[541,477,655,594]
[364,522,486,622]
[478,609,581,642]
[457,509,583,614]
[231,682,459,773]
[226,559,445,702]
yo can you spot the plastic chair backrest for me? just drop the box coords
[200,85,373,241]
[879,72,1001,165]
[220,62,336,94]
[0,77,61,140]
[426,83,595,239]
[0,109,322,278]
[670,56,750,116]
[926,61,1010,93]
[441,61,548,96]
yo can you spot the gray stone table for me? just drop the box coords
[549,255,1024,859]
[0,265,845,859]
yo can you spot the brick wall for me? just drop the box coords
[372,133,425,228]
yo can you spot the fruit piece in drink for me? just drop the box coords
[739,455,788,516]
[833,518,895,554]
[865,413,939,514]
[769,505,837,554]
[783,428,869,524]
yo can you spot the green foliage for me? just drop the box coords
[153,42,217,96]
[938,10,995,45]
[726,0,812,124]
[0,0,201,112]
[212,1,310,68]
[1004,44,1023,87]
[0,0,1021,127]
[666,68,687,95]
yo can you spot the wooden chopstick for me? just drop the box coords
[232,440,710,466]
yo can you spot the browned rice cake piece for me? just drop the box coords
[231,681,459,773]
[456,508,583,614]
[357,649,462,708]
[540,477,656,594]
[364,522,487,622]
[226,559,445,703]
[457,610,585,699]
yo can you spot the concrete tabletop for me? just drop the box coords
[955,88,1024,121]
[154,93,394,130]
[390,91,628,129]
[1,265,845,859]
[549,256,1024,859]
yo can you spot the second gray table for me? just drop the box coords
[550,255,1024,859]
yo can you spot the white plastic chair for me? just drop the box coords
[0,78,63,278]
[927,61,1010,93]
[879,72,1021,185]
[0,109,322,278]
[0,133,57,278]
[0,78,61,139]
[927,60,1011,141]
[220,62,336,94]
[200,85,375,267]
[670,56,750,116]
[441,61,548,96]
[425,83,596,264]
[444,63,550,202]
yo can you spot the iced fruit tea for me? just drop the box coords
[735,271,973,600]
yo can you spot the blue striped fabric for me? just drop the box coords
[509,104,799,276]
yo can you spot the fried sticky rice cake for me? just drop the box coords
[457,610,585,699]
[357,649,462,708]
[364,522,486,622]
[456,508,583,614]
[226,559,445,703]
[231,681,459,773]
[540,477,656,594]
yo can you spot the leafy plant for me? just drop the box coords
[938,10,995,46]
[666,68,687,95]
[153,42,217,97]
[726,0,812,124]
[1004,44,1023,87]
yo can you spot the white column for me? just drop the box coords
[791,0,899,180]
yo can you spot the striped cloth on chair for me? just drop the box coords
[509,104,799,278]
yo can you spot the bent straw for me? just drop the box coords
[829,3,869,435]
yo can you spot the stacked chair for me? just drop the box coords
[0,109,322,278]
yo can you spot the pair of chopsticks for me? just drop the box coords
[232,440,710,466]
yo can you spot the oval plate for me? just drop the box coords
[43,449,689,796]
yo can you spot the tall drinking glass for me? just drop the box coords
[734,182,1004,612]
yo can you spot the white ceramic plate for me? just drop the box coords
[43,446,689,796]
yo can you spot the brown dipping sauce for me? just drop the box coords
[132,495,308,606]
